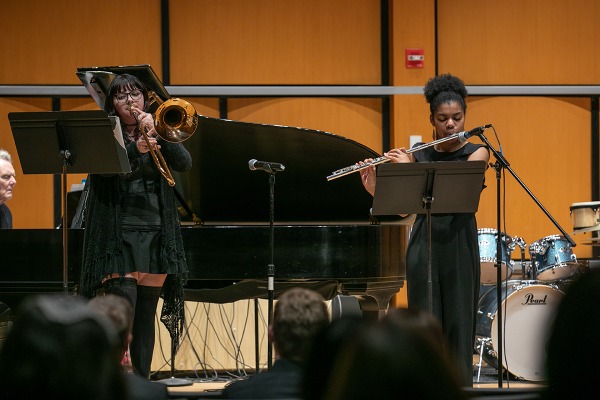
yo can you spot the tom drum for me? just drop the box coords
[529,235,578,281]
[478,228,515,285]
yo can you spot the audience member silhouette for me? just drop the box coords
[302,315,368,400]
[89,294,169,400]
[319,307,467,400]
[0,301,11,352]
[222,287,329,399]
[543,267,600,399]
[0,294,126,400]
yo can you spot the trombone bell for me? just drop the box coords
[154,98,198,142]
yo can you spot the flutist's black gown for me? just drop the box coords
[405,142,486,386]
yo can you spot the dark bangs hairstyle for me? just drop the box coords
[104,73,149,116]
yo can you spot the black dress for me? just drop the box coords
[80,136,192,345]
[406,142,486,386]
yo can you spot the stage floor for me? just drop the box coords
[160,357,547,399]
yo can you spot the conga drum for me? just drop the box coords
[570,201,600,232]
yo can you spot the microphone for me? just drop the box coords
[248,159,286,172]
[457,124,493,142]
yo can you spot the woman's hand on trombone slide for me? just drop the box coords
[128,104,161,154]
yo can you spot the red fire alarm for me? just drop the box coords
[406,48,424,68]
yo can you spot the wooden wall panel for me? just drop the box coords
[169,0,381,85]
[187,98,222,120]
[390,94,432,149]
[390,0,436,86]
[470,96,592,259]
[0,0,163,84]
[227,97,383,152]
[436,0,600,84]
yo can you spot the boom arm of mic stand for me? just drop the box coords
[477,133,576,247]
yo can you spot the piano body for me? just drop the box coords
[1,64,408,319]
[178,115,408,319]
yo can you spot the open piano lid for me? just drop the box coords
[76,64,170,110]
[181,115,381,224]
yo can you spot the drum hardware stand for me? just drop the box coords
[512,237,527,280]
[475,337,492,383]
[474,129,575,388]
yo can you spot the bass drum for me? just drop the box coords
[475,280,564,381]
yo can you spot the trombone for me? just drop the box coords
[130,91,198,187]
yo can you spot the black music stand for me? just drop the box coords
[371,160,486,313]
[8,110,130,294]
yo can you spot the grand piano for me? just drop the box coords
[1,65,408,319]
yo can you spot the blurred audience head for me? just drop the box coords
[0,301,12,351]
[89,294,134,360]
[545,268,600,399]
[271,287,329,363]
[303,315,368,400]
[318,307,466,400]
[0,294,126,400]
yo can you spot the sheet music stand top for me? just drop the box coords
[371,160,487,216]
[8,110,131,175]
[76,64,170,110]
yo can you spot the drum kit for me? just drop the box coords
[474,201,599,382]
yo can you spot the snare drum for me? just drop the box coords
[529,235,578,281]
[570,201,600,231]
[478,228,515,284]
[475,280,564,381]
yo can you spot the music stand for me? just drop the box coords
[371,160,486,312]
[8,110,130,294]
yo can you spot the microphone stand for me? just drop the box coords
[249,160,284,370]
[474,131,575,388]
[59,149,71,295]
[266,170,276,369]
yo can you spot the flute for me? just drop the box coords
[326,132,464,181]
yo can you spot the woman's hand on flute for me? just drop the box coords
[359,158,377,197]
[383,148,411,163]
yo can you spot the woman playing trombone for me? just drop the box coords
[80,73,192,379]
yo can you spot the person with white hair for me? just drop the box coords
[0,149,17,229]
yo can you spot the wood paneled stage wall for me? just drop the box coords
[1,0,599,311]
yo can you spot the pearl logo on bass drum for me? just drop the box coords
[522,292,548,305]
